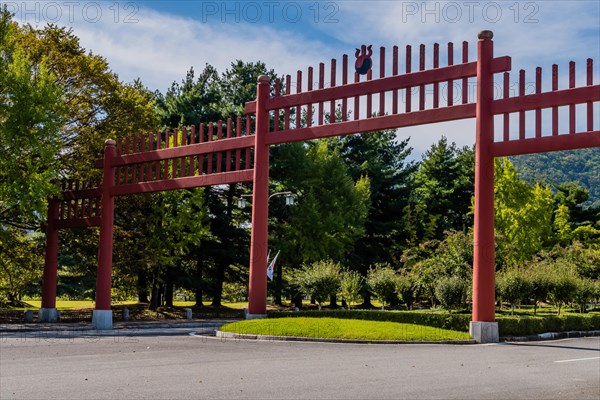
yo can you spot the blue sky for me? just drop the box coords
[5,0,600,155]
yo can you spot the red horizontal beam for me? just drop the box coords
[62,188,102,200]
[491,85,600,114]
[111,169,254,196]
[56,217,101,229]
[491,130,600,157]
[245,56,511,113]
[95,135,254,168]
[266,103,476,145]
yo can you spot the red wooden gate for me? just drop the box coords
[42,31,600,341]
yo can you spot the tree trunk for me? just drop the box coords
[359,291,374,308]
[165,272,174,307]
[212,261,225,307]
[274,262,283,306]
[149,280,160,310]
[137,271,149,303]
[329,294,338,308]
[293,293,303,309]
[195,256,204,307]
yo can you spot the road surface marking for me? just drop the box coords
[554,356,600,363]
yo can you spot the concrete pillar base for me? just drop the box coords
[92,310,113,330]
[38,308,58,322]
[470,321,499,343]
[244,309,267,320]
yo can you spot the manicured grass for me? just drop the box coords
[220,317,471,341]
[20,300,137,310]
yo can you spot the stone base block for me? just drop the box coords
[244,309,267,320]
[470,321,499,343]
[92,310,113,330]
[38,308,58,323]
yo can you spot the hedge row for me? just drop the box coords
[268,310,600,336]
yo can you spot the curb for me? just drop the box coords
[215,330,477,345]
[500,330,600,342]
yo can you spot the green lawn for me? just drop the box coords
[220,317,471,341]
[20,300,138,310]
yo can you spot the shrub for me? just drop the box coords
[546,264,578,316]
[340,270,363,310]
[434,276,468,311]
[366,264,398,310]
[395,272,416,310]
[496,268,532,314]
[572,278,596,314]
[295,260,341,310]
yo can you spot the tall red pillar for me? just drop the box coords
[471,31,498,342]
[92,139,116,329]
[247,75,271,317]
[39,197,59,322]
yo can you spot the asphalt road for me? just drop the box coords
[1,332,599,399]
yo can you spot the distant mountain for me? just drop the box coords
[509,148,600,206]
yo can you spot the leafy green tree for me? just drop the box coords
[434,276,468,312]
[496,268,532,314]
[546,261,578,316]
[340,270,363,309]
[0,9,66,230]
[366,264,398,310]
[295,260,342,310]
[395,271,416,310]
[495,158,554,267]
[573,278,596,314]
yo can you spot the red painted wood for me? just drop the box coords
[207,124,214,174]
[491,86,599,114]
[354,69,360,120]
[447,42,454,107]
[535,67,542,138]
[367,68,373,117]
[588,59,594,131]
[342,55,348,121]
[379,46,385,116]
[318,63,324,125]
[57,217,102,229]
[274,78,281,132]
[245,116,252,170]
[248,76,271,316]
[267,104,475,145]
[307,66,313,127]
[111,170,254,196]
[235,117,242,171]
[503,72,510,142]
[189,125,196,176]
[569,61,576,134]
[95,140,116,311]
[419,44,425,111]
[392,46,398,114]
[552,64,559,136]
[519,69,525,140]
[433,43,439,109]
[296,70,302,128]
[41,198,59,309]
[226,119,232,172]
[462,41,468,104]
[492,130,600,157]
[216,121,223,173]
[330,58,336,123]
[472,33,495,323]
[406,45,412,112]
[285,74,291,129]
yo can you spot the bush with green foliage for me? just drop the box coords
[295,260,341,310]
[496,268,532,314]
[340,270,363,310]
[395,272,416,310]
[434,276,468,311]
[366,264,398,309]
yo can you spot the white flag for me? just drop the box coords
[266,250,280,281]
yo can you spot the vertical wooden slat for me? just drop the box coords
[379,46,385,116]
[366,68,373,117]
[189,125,196,176]
[245,116,251,170]
[462,41,468,104]
[163,129,169,179]
[296,71,302,128]
[75,181,80,218]
[503,72,510,142]
[318,63,324,125]
[587,58,594,132]
[535,67,542,138]
[552,64,559,136]
[447,42,454,107]
[342,55,348,121]
[330,59,336,123]
[117,138,123,155]
[419,44,425,111]
[87,193,93,218]
[569,61,576,134]
[148,132,154,181]
[235,117,242,171]
[124,136,130,184]
[519,69,525,140]
[179,127,187,178]
[216,121,223,173]
[132,136,138,183]
[116,139,122,184]
[171,128,177,178]
[274,78,280,132]
[392,45,399,114]
[307,67,314,127]
[199,123,205,174]
[226,118,232,172]
[284,74,291,130]
[433,43,439,109]
[354,69,360,120]
[207,124,214,174]
[405,45,412,113]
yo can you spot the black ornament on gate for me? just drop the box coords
[355,45,373,75]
